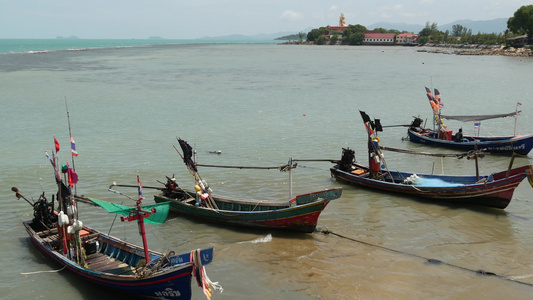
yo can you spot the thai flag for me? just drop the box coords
[474,120,480,129]
[137,176,144,200]
[70,136,78,157]
[517,101,522,108]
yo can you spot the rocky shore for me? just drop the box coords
[419,44,533,57]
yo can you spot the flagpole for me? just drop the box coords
[65,97,77,195]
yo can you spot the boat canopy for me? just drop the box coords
[88,198,170,225]
[440,111,520,122]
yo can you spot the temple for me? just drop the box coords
[327,13,348,33]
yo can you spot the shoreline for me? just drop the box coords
[419,44,533,57]
[281,41,533,57]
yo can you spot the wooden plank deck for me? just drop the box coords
[86,252,135,275]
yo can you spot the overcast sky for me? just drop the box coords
[1,0,532,39]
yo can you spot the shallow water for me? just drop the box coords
[1,43,533,299]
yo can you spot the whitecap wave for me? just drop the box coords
[238,233,272,244]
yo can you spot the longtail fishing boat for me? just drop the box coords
[406,87,533,155]
[126,139,341,233]
[329,111,533,209]
[15,135,219,299]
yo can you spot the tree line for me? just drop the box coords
[292,5,533,47]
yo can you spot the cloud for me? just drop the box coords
[280,10,303,21]
[328,5,338,12]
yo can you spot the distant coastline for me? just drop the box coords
[281,40,532,57]
[419,44,532,57]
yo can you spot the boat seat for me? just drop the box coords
[182,198,196,204]
[351,169,369,177]
[476,177,487,184]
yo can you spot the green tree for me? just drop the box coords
[316,35,328,45]
[298,32,306,43]
[341,24,367,45]
[307,27,328,42]
[329,32,340,45]
[508,5,533,41]
[419,22,445,43]
[451,24,468,37]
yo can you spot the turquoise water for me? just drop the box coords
[0,39,277,54]
[1,42,533,299]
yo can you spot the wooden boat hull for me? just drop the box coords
[24,220,213,299]
[154,188,342,233]
[407,128,533,155]
[330,164,531,209]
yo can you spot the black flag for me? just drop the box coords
[359,110,371,123]
[178,138,197,172]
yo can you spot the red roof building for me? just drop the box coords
[363,32,396,45]
[396,33,419,45]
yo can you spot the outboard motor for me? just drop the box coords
[410,117,423,128]
[339,148,355,172]
[33,193,58,230]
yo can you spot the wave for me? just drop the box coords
[238,233,273,244]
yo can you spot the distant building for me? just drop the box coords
[327,13,349,35]
[396,33,419,45]
[363,32,395,45]
[507,34,529,47]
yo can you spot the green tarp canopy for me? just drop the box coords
[87,198,170,225]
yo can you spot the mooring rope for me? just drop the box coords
[320,229,533,287]
[21,265,67,275]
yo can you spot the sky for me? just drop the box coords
[1,0,533,39]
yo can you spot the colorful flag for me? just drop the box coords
[425,87,434,101]
[425,87,439,113]
[66,162,78,187]
[45,151,60,181]
[364,122,374,135]
[517,101,522,108]
[137,176,144,200]
[434,88,444,108]
[70,136,78,157]
[474,120,480,129]
[54,137,60,152]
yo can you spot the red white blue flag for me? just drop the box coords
[474,120,480,129]
[137,176,144,200]
[70,136,78,157]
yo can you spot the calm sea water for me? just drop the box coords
[1,41,533,300]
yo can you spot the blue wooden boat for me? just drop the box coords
[330,111,533,209]
[407,117,533,156]
[13,135,219,299]
[14,184,217,300]
[406,87,533,155]
[331,151,531,209]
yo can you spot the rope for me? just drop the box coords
[21,265,67,275]
[320,229,533,287]
[379,146,487,158]
[293,159,339,163]
[196,163,282,170]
